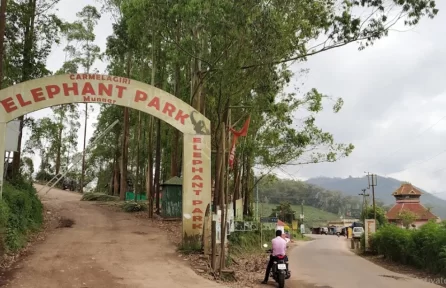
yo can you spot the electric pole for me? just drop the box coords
[359,189,370,223]
[365,172,378,223]
[300,200,304,237]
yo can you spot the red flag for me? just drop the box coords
[229,116,251,168]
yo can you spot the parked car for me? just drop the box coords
[320,227,328,235]
[352,227,364,239]
[62,178,77,191]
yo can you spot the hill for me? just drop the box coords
[305,176,446,219]
[258,177,364,220]
[259,203,339,226]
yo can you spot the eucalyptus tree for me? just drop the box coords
[89,0,438,216]
[6,0,63,177]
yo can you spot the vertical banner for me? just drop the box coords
[364,219,376,251]
[292,220,298,230]
[235,198,244,220]
[228,116,251,168]
[0,122,6,199]
[182,133,212,248]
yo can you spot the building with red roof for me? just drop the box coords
[386,183,440,228]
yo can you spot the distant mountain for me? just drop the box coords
[305,176,446,219]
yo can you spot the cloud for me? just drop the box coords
[281,2,446,197]
[16,0,446,199]
[23,0,112,173]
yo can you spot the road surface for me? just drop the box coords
[2,185,226,288]
[285,234,441,288]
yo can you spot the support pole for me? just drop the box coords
[372,184,376,222]
[0,122,6,200]
[40,119,119,194]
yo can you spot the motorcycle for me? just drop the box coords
[264,244,290,288]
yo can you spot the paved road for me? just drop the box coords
[286,235,441,288]
[3,185,226,288]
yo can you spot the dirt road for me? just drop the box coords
[285,235,441,288]
[2,185,226,288]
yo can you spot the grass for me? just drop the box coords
[258,203,339,224]
[81,193,119,202]
[121,201,148,212]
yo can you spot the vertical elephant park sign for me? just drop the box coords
[0,73,212,247]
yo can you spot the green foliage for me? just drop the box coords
[361,206,388,228]
[372,225,414,264]
[398,210,418,229]
[228,230,275,254]
[259,178,364,218]
[81,192,119,202]
[0,181,43,253]
[260,203,338,226]
[121,202,147,212]
[63,5,102,73]
[85,0,438,213]
[270,202,295,223]
[4,0,63,87]
[307,176,446,220]
[371,222,446,275]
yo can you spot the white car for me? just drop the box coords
[352,227,364,239]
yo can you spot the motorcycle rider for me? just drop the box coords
[261,229,290,284]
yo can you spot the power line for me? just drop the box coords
[368,114,446,170]
[386,149,446,176]
[277,166,299,181]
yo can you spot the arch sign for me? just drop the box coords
[0,74,211,247]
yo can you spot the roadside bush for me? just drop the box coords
[411,222,446,273]
[81,192,119,202]
[228,229,275,254]
[0,181,43,253]
[372,224,414,264]
[121,201,147,212]
[372,221,446,276]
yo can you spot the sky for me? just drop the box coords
[22,0,446,198]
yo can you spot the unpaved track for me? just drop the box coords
[3,185,226,288]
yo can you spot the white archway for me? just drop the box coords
[0,73,211,247]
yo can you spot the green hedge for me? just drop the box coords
[228,230,276,254]
[370,221,446,275]
[0,180,43,253]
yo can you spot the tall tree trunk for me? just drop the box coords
[120,107,129,200]
[135,112,141,200]
[55,123,63,175]
[113,141,120,196]
[243,156,252,216]
[154,119,161,214]
[12,0,36,177]
[80,104,88,192]
[170,60,181,177]
[120,52,132,200]
[0,0,8,88]
[191,26,203,113]
[146,24,157,217]
[146,118,154,217]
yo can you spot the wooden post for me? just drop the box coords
[219,122,226,273]
[211,124,224,271]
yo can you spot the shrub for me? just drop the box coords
[372,221,446,276]
[228,229,276,254]
[411,221,446,273]
[372,224,414,264]
[121,202,147,212]
[81,193,119,202]
[0,181,43,253]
